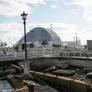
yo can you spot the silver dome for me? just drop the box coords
[17,27,62,45]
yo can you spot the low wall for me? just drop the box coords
[66,59,92,68]
[11,86,29,92]
[18,57,92,73]
[28,57,92,69]
[30,71,92,92]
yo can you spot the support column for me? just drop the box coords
[24,61,30,74]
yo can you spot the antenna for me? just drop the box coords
[50,24,53,43]
[50,24,53,30]
[75,33,77,44]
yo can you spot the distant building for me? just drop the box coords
[17,27,62,48]
[82,45,87,50]
[62,41,75,48]
[87,40,92,51]
[62,40,82,49]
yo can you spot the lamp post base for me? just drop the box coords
[24,61,30,74]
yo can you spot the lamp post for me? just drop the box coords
[21,11,29,73]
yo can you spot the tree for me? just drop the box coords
[52,44,62,49]
[64,46,68,49]
[14,45,19,51]
[42,40,49,47]
[64,46,71,51]
[29,42,35,48]
[0,41,7,47]
[52,44,56,47]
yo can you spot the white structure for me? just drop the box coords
[62,40,82,49]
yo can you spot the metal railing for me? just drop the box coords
[0,49,60,61]
[0,49,89,61]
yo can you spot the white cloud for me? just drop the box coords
[16,0,46,5]
[78,29,92,45]
[64,0,92,21]
[0,0,47,17]
[0,22,77,46]
[50,5,57,8]
[0,23,23,46]
[52,23,77,42]
[28,22,92,45]
[0,22,91,45]
[28,22,76,30]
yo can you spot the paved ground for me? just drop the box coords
[34,85,59,92]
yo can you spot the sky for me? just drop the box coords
[0,0,92,46]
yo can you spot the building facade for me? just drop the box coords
[87,40,92,51]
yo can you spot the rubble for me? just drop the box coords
[44,66,57,73]
[87,72,92,78]
[56,64,68,69]
[83,68,92,73]
[52,69,75,76]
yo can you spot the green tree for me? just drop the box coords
[29,42,35,48]
[52,44,56,47]
[14,45,19,51]
[42,40,49,47]
[64,46,71,51]
[0,41,7,47]
[64,46,68,49]
[52,44,62,49]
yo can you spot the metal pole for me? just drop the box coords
[23,19,29,74]
[23,19,27,61]
[21,12,29,74]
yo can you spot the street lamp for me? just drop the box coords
[21,11,28,60]
[21,11,28,73]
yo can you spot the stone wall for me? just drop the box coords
[30,71,92,92]
[19,57,92,73]
[66,59,92,68]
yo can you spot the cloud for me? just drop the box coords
[50,5,57,8]
[0,23,23,46]
[78,29,92,45]
[28,22,76,30]
[0,0,47,17]
[0,22,77,46]
[64,0,92,21]
[0,22,91,45]
[17,0,46,5]
[51,23,77,42]
[28,22,92,45]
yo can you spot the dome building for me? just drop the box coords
[17,27,62,48]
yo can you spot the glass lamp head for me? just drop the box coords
[21,11,28,20]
